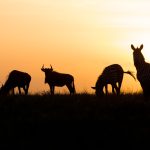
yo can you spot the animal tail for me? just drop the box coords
[72,80,76,94]
[124,71,136,80]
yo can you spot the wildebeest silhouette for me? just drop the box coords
[92,64,135,96]
[0,70,31,95]
[41,65,75,95]
[131,44,150,97]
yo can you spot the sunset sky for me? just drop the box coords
[1,0,150,94]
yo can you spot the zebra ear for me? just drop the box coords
[131,44,136,51]
[139,44,143,51]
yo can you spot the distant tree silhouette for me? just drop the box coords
[131,44,150,97]
[92,64,135,96]
[41,65,75,95]
[0,70,31,95]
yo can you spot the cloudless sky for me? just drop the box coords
[1,0,150,94]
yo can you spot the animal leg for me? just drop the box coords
[50,85,54,95]
[113,83,120,95]
[105,84,108,95]
[118,81,122,94]
[26,83,30,95]
[25,86,29,95]
[52,86,55,95]
[66,84,74,95]
[72,81,76,94]
[18,87,21,94]
[23,85,29,95]
[111,85,115,94]
[12,88,15,95]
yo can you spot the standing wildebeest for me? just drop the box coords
[92,64,135,96]
[131,44,150,97]
[0,70,31,95]
[41,65,75,95]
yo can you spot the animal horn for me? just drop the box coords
[91,87,96,90]
[42,64,44,69]
[50,64,53,69]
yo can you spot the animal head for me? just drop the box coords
[41,65,54,83]
[41,64,53,73]
[131,44,145,65]
[131,44,143,52]
[91,75,105,97]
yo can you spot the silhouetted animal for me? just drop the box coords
[131,44,150,97]
[91,64,135,96]
[41,65,75,95]
[0,70,31,95]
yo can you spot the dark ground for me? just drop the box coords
[0,94,150,149]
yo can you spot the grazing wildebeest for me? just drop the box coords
[41,65,75,95]
[131,44,150,98]
[91,64,135,96]
[0,70,31,95]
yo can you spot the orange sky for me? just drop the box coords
[1,0,150,94]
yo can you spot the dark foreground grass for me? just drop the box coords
[0,93,150,149]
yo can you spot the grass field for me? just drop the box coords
[0,93,150,149]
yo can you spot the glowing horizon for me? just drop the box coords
[0,0,150,94]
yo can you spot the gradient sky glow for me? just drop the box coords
[1,0,150,94]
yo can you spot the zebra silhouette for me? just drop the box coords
[91,64,135,96]
[131,44,150,97]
